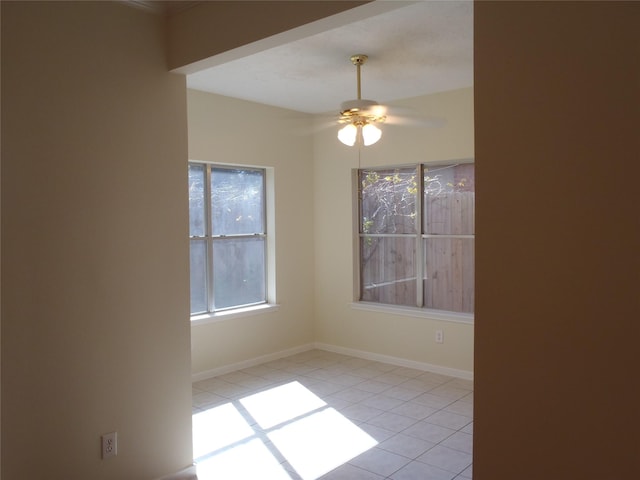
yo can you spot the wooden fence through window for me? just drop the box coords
[362,191,474,313]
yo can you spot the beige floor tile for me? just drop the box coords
[192,350,473,479]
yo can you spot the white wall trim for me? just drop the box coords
[351,302,474,325]
[191,343,315,382]
[314,342,474,381]
[155,464,197,480]
[190,303,280,326]
[191,342,473,383]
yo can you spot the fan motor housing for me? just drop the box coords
[340,99,386,123]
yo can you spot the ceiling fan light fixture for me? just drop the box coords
[362,123,382,146]
[337,122,382,147]
[338,123,358,146]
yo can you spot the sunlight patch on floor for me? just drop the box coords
[192,402,254,459]
[192,381,378,480]
[268,407,378,480]
[195,438,291,480]
[240,381,327,429]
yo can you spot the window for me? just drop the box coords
[358,162,474,315]
[189,163,268,316]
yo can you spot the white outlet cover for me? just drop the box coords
[102,432,117,459]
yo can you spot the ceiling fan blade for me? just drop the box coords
[287,113,338,137]
[383,105,447,128]
[385,114,447,128]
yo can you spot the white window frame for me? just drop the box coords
[189,161,278,323]
[352,160,474,324]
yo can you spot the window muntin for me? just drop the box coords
[358,163,474,315]
[189,163,206,237]
[360,168,417,235]
[189,239,208,314]
[360,236,417,306]
[210,168,264,236]
[423,163,475,235]
[189,163,267,316]
[422,237,474,312]
[211,236,266,310]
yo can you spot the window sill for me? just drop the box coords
[191,303,280,326]
[350,301,474,325]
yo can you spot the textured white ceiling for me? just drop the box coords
[186,1,473,114]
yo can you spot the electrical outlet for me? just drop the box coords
[101,432,117,459]
[435,329,444,344]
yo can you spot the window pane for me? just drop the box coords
[423,237,474,313]
[190,239,208,314]
[360,168,417,235]
[189,163,206,237]
[360,236,416,306]
[211,168,264,236]
[424,164,475,235]
[212,237,265,309]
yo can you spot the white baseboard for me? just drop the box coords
[155,464,197,480]
[192,342,472,382]
[314,342,473,381]
[191,343,315,382]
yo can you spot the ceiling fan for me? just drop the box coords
[335,53,445,147]
[337,54,386,147]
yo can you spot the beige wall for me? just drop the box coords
[313,88,475,373]
[1,2,191,479]
[187,87,474,377]
[168,1,368,72]
[188,90,316,375]
[474,1,640,478]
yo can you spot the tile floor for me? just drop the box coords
[192,349,473,480]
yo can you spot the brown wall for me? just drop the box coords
[1,2,192,478]
[474,1,640,478]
